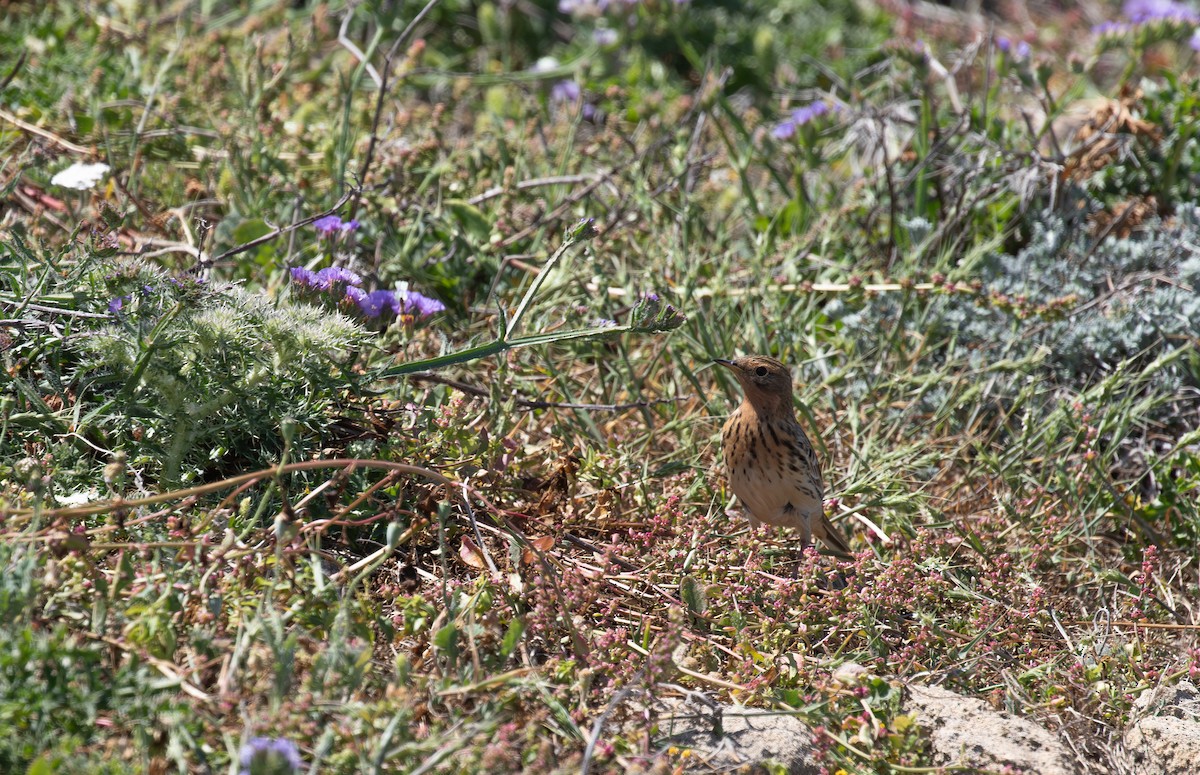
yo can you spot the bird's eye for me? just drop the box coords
[755,366,768,377]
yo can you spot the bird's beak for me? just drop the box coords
[713,358,737,372]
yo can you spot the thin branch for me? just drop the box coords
[0,318,59,332]
[497,171,612,249]
[0,107,91,155]
[561,532,637,572]
[348,0,441,223]
[468,173,608,205]
[1,50,26,91]
[0,297,112,320]
[337,8,383,89]
[209,188,357,265]
[406,370,689,412]
[584,280,958,299]
[87,633,211,702]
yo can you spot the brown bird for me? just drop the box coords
[715,355,852,557]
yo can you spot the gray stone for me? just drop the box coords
[657,696,820,774]
[906,684,1079,775]
[1122,680,1200,775]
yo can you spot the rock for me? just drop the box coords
[1122,680,1200,775]
[657,695,821,774]
[1131,679,1200,718]
[832,661,870,686]
[906,684,1079,775]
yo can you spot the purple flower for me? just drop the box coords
[771,119,798,140]
[594,318,618,328]
[239,737,302,775]
[313,215,343,234]
[396,289,446,317]
[550,79,582,103]
[1123,0,1200,22]
[593,28,618,46]
[771,101,831,140]
[1093,20,1130,35]
[290,267,320,288]
[311,214,361,235]
[644,292,660,302]
[355,289,397,318]
[341,286,445,319]
[315,267,363,288]
[996,37,1032,58]
[108,295,129,314]
[792,101,830,124]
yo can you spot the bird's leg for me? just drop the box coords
[799,519,813,549]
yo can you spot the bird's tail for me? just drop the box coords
[813,513,853,559]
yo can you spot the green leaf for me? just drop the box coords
[386,521,403,549]
[444,199,492,241]
[433,622,459,652]
[777,688,803,708]
[680,575,707,616]
[72,114,95,135]
[231,218,272,244]
[500,617,526,659]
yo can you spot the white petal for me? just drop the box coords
[50,162,111,190]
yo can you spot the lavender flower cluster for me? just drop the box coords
[1123,0,1200,23]
[312,214,360,235]
[290,266,445,320]
[771,100,834,140]
[994,36,1032,58]
[1094,0,1200,48]
[106,275,203,317]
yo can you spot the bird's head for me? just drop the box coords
[714,355,795,412]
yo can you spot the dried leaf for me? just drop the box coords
[521,535,556,565]
[459,536,487,569]
[531,454,580,516]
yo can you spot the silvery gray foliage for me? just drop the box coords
[74,261,369,483]
[830,211,1200,396]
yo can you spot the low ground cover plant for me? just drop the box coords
[2,1,1199,772]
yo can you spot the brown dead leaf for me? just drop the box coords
[584,487,622,523]
[529,453,581,517]
[1090,196,1158,239]
[459,536,487,569]
[1059,93,1161,182]
[521,535,556,565]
